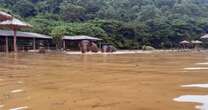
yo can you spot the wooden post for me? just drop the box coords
[99,41,102,49]
[33,38,36,50]
[5,36,9,53]
[47,40,50,50]
[13,29,17,52]
[63,40,66,50]
[68,41,70,50]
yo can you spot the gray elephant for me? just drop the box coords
[79,40,90,53]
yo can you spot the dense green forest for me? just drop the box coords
[1,0,208,49]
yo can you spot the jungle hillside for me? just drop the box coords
[1,0,208,49]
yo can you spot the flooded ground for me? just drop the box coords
[0,52,208,110]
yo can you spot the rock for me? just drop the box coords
[142,46,155,50]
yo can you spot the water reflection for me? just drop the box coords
[174,95,208,110]
[175,56,208,110]
[196,62,208,65]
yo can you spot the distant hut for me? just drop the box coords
[62,35,102,53]
[201,34,208,40]
[191,40,202,51]
[0,11,12,53]
[200,34,208,48]
[180,40,190,49]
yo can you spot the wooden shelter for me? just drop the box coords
[62,35,102,50]
[191,40,203,50]
[0,18,32,52]
[200,34,208,48]
[201,34,208,39]
[0,30,52,52]
[180,40,190,49]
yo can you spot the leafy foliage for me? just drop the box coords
[1,0,208,49]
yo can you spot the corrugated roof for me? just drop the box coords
[63,35,102,41]
[0,30,52,39]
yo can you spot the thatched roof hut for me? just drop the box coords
[0,18,32,29]
[0,18,32,52]
[201,34,208,39]
[180,40,190,44]
[0,11,12,21]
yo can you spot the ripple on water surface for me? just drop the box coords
[175,83,208,110]
[196,62,208,65]
[182,84,208,88]
[184,67,208,70]
[10,106,28,110]
[178,58,208,110]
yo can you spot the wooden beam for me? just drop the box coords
[5,36,9,53]
[47,40,50,50]
[33,38,36,50]
[13,29,17,52]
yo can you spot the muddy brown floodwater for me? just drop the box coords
[0,52,208,110]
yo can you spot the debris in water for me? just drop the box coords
[182,84,208,88]
[11,89,24,93]
[174,95,208,110]
[10,106,28,110]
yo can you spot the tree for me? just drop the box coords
[13,0,37,17]
[2,0,208,49]
[59,1,86,21]
[51,26,67,50]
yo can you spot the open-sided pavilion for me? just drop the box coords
[62,35,102,50]
[0,30,52,52]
